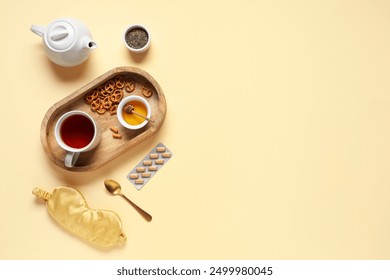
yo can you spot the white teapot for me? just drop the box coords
[31,18,97,67]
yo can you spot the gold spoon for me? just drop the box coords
[123,104,154,122]
[104,179,152,222]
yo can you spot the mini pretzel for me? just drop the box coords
[84,90,99,104]
[84,95,93,104]
[109,105,118,115]
[96,104,106,115]
[97,86,106,96]
[102,96,112,109]
[105,80,116,94]
[125,80,136,92]
[100,92,109,99]
[115,76,125,89]
[90,99,101,112]
[110,89,123,103]
[142,85,153,97]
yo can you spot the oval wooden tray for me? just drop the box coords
[41,66,166,172]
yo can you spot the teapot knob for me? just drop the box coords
[50,29,69,41]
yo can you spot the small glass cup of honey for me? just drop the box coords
[117,95,151,130]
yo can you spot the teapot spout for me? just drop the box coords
[82,37,97,50]
[87,41,97,49]
[30,25,46,37]
[80,37,97,57]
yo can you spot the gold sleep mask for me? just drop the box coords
[33,186,126,248]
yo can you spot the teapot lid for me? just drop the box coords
[46,20,76,51]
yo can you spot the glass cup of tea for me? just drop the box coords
[54,110,101,168]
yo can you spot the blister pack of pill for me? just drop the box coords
[127,143,172,190]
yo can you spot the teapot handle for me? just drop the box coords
[30,25,46,37]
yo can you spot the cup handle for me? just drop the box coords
[65,152,80,168]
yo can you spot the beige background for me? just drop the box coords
[1,0,390,259]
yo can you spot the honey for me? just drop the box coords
[121,100,148,125]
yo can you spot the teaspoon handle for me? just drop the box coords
[121,194,152,222]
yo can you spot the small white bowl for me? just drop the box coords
[117,96,151,130]
[123,24,151,53]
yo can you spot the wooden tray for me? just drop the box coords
[41,66,166,172]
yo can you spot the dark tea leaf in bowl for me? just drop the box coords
[125,28,149,49]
